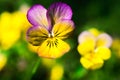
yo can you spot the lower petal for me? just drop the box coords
[80,57,93,69]
[37,38,70,58]
[80,54,104,70]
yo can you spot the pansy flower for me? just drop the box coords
[26,2,74,58]
[77,29,112,70]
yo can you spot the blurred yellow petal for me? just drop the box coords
[80,53,104,70]
[0,11,30,50]
[78,31,96,44]
[0,12,11,29]
[96,33,112,48]
[90,55,104,70]
[112,38,120,50]
[88,28,101,37]
[50,64,64,80]
[52,20,74,39]
[95,47,111,60]
[38,38,70,58]
[1,30,21,50]
[77,41,94,55]
[80,57,93,69]
[12,12,25,30]
[0,54,7,71]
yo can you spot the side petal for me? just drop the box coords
[95,47,111,60]
[47,2,72,26]
[52,20,74,39]
[37,38,70,58]
[26,26,49,46]
[96,33,112,48]
[27,5,48,28]
[77,42,94,56]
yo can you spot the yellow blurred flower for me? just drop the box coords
[0,9,30,50]
[112,38,120,58]
[0,53,7,71]
[50,64,64,80]
[77,28,112,70]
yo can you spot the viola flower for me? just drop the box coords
[26,2,74,58]
[77,29,112,70]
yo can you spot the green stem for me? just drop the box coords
[32,58,41,74]
[23,58,41,80]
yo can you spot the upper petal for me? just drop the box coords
[52,20,74,39]
[27,5,48,28]
[78,31,96,45]
[47,2,72,26]
[37,38,70,58]
[96,33,112,48]
[26,26,49,46]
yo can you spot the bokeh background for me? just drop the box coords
[0,0,120,80]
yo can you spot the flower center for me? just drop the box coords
[48,31,54,38]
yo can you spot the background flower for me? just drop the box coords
[77,28,112,70]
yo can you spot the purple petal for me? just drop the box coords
[27,5,48,28]
[26,26,49,46]
[47,2,73,26]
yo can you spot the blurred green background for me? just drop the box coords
[0,0,120,80]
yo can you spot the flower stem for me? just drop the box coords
[32,58,41,74]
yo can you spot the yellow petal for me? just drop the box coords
[96,33,112,48]
[90,55,104,70]
[1,29,21,50]
[78,31,96,44]
[38,38,70,58]
[77,42,94,56]
[95,47,111,60]
[111,38,120,50]
[80,53,104,70]
[52,20,74,39]
[27,26,49,46]
[50,64,64,80]
[88,28,101,37]
[80,57,93,69]
[28,43,39,53]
